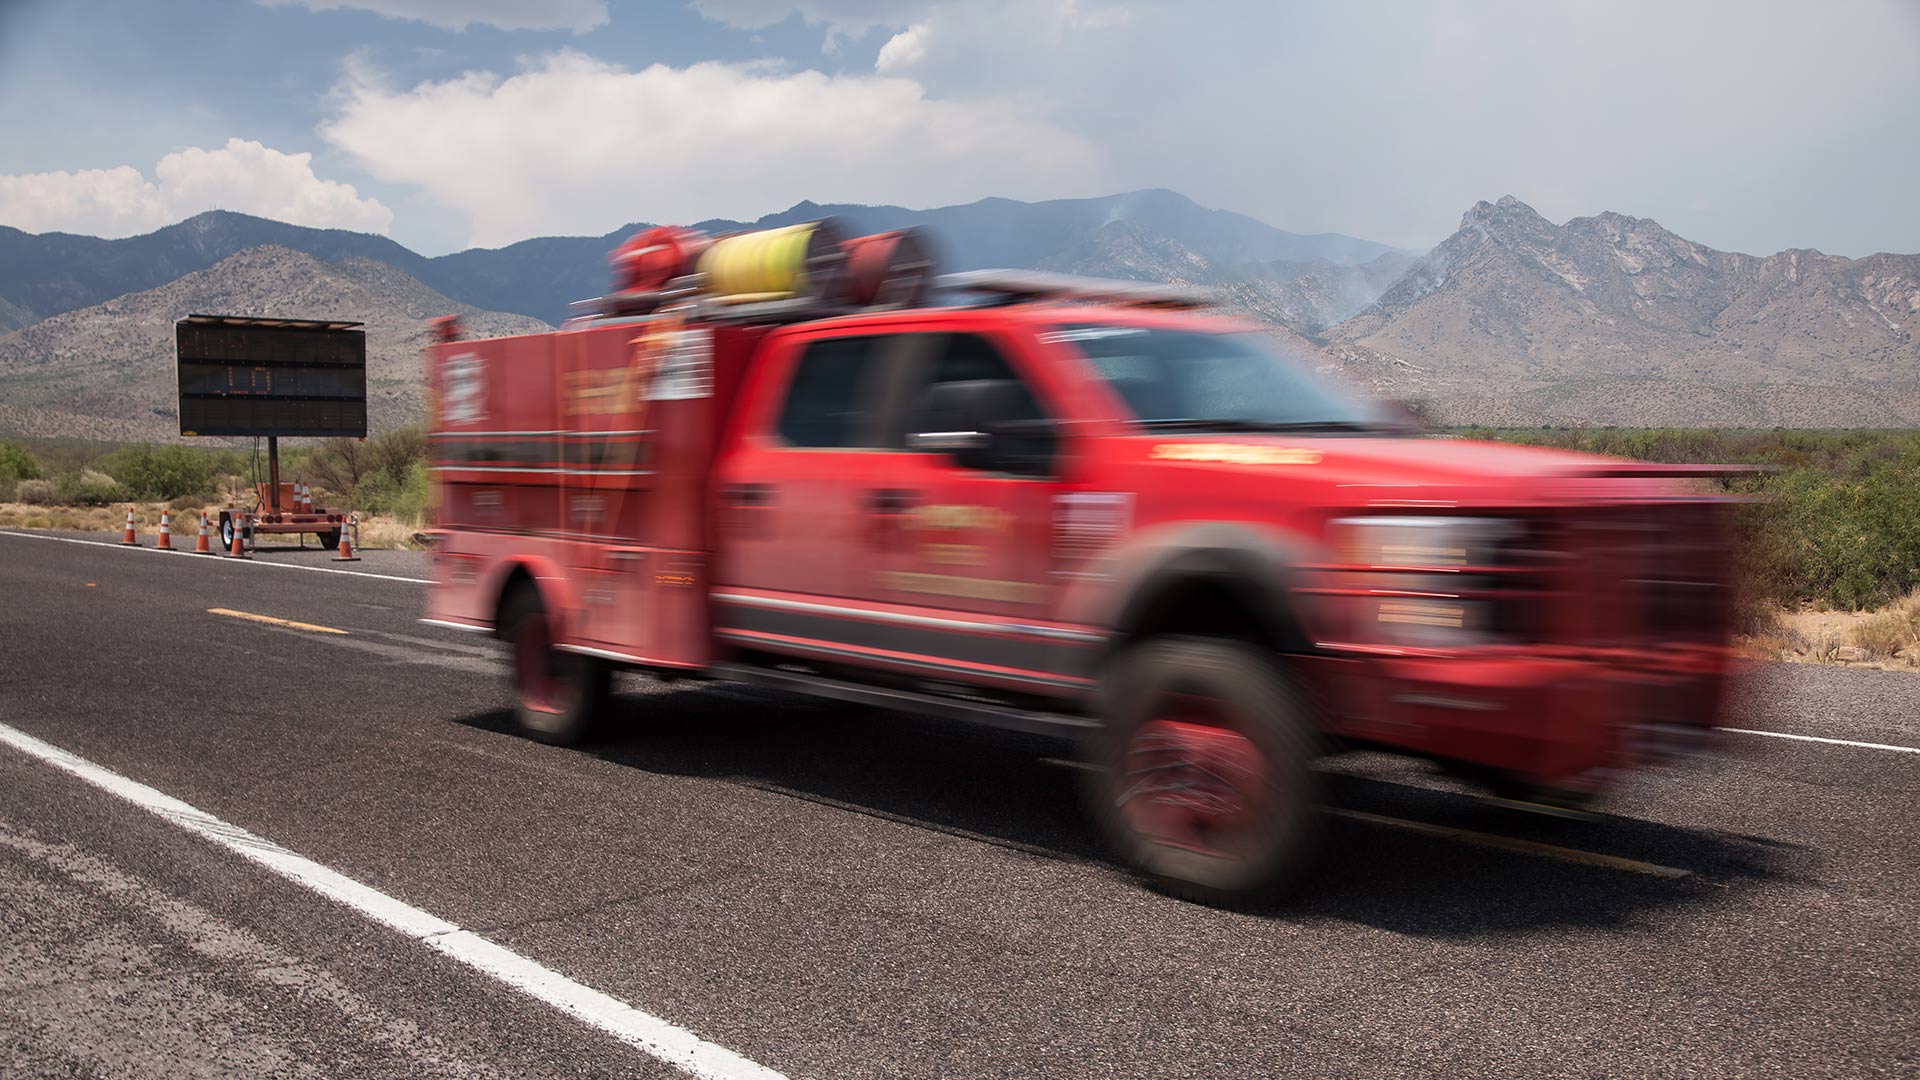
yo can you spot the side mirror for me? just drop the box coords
[907,379,1044,471]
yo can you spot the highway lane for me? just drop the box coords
[1,530,1917,1079]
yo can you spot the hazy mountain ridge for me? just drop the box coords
[3,191,1916,432]
[0,190,1400,331]
[1324,195,1920,425]
[0,246,548,442]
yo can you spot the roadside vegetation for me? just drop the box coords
[0,428,430,548]
[1463,427,1920,668]
[4,425,1917,663]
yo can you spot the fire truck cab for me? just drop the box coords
[423,221,1736,904]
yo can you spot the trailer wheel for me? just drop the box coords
[218,514,247,550]
[317,529,342,552]
[500,587,608,745]
[1082,637,1320,907]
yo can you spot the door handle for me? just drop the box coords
[721,482,775,507]
[866,488,917,514]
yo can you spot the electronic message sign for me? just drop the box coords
[176,314,368,437]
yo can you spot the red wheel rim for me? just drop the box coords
[1119,693,1270,860]
[514,612,562,714]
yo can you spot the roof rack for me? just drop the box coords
[937,270,1217,310]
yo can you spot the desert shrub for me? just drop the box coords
[167,494,205,512]
[0,439,40,483]
[310,425,427,517]
[55,469,127,506]
[15,478,55,505]
[355,459,430,522]
[1852,612,1917,659]
[97,443,221,501]
[1462,428,1920,611]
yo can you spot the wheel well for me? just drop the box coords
[1117,573,1301,656]
[492,565,538,639]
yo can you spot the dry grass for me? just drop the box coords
[0,500,425,550]
[1737,589,1920,671]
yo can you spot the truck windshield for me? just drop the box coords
[1043,323,1387,432]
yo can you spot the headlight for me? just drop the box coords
[1324,516,1523,648]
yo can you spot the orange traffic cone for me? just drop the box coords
[155,509,172,550]
[333,517,360,561]
[194,514,212,554]
[227,521,247,558]
[120,508,138,546]
[300,482,313,514]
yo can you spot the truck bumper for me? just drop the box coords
[1313,650,1729,792]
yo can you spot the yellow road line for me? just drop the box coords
[1328,808,1691,878]
[207,608,348,635]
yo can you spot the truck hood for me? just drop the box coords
[1123,434,1680,508]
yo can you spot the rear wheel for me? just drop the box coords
[1083,637,1320,907]
[500,587,609,745]
[317,529,342,551]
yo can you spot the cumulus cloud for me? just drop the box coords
[321,50,1104,247]
[874,23,928,72]
[0,139,393,238]
[255,0,608,33]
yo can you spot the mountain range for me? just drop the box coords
[0,247,546,441]
[0,188,1914,438]
[0,189,1404,334]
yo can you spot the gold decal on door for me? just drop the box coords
[878,571,1045,605]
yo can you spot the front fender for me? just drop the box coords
[1078,520,1321,656]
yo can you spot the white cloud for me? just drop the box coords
[0,139,394,238]
[321,50,1103,247]
[255,0,608,32]
[874,23,928,72]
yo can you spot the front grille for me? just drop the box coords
[1565,503,1734,646]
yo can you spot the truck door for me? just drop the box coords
[865,331,1081,688]
[712,331,906,657]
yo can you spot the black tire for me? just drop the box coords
[317,529,343,551]
[219,515,237,550]
[1082,637,1321,907]
[499,586,610,745]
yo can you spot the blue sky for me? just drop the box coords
[2,0,1917,258]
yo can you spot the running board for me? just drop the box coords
[709,663,1097,739]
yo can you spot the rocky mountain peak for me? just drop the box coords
[1461,194,1549,230]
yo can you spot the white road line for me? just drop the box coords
[1716,727,1920,755]
[0,721,788,1080]
[0,529,431,584]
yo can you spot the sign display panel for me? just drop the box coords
[176,315,368,437]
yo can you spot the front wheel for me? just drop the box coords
[1082,638,1321,907]
[500,588,609,745]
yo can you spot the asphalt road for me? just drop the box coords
[1,528,1916,1079]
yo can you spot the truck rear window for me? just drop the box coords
[1044,323,1382,431]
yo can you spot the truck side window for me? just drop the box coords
[906,333,1054,472]
[777,336,880,448]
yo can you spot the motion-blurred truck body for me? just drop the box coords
[422,220,1738,903]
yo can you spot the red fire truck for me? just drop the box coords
[422,220,1737,904]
